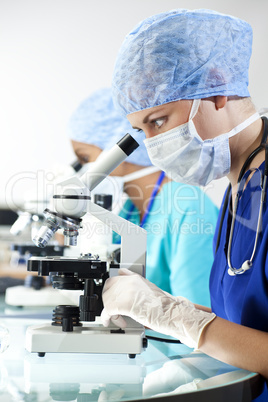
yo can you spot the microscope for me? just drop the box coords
[25,134,148,358]
[4,161,83,306]
[9,159,82,264]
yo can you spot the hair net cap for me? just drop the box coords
[69,87,151,166]
[112,9,253,116]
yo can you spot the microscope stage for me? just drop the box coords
[25,319,146,357]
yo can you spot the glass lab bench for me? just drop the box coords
[0,302,264,402]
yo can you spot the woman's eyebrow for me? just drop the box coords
[129,106,168,129]
[142,107,167,124]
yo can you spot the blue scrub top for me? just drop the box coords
[114,181,219,307]
[210,162,268,401]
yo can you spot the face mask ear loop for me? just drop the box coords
[189,99,201,121]
[122,166,160,183]
[227,112,260,139]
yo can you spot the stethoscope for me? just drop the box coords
[216,116,268,276]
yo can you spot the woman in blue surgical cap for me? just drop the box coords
[69,87,219,307]
[101,9,268,400]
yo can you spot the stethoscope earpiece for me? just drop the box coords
[227,268,236,276]
[242,260,252,272]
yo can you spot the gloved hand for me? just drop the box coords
[143,359,197,396]
[101,268,216,349]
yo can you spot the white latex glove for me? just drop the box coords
[101,269,216,349]
[143,360,196,396]
[152,378,202,398]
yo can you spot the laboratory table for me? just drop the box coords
[0,297,264,402]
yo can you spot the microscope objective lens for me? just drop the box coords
[33,226,55,248]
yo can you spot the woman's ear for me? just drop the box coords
[215,96,227,110]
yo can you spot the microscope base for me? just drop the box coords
[25,319,147,357]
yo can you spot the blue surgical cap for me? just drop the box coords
[112,9,253,116]
[69,88,152,166]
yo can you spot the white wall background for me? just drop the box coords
[1,0,268,209]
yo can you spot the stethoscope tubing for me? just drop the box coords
[227,169,267,275]
[217,117,268,276]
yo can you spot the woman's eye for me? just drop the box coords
[153,118,165,128]
[78,155,90,164]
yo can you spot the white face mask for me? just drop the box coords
[107,165,161,212]
[80,161,160,211]
[144,99,260,186]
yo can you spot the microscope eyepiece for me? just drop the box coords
[81,133,140,191]
[116,133,139,156]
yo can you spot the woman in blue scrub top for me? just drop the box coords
[101,9,268,401]
[69,87,219,307]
